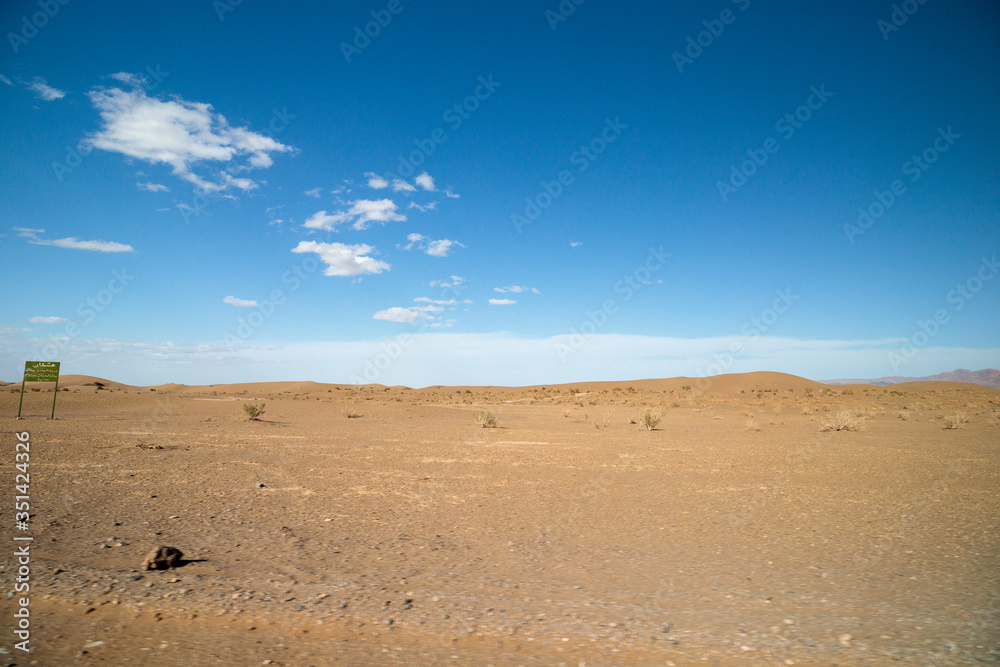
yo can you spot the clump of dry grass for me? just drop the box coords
[896,410,909,420]
[640,408,661,431]
[942,412,968,430]
[745,419,762,432]
[821,411,862,432]
[475,410,499,428]
[242,402,266,421]
[800,407,814,416]
[343,410,363,419]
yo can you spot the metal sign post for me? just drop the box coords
[17,361,61,419]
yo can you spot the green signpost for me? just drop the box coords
[17,361,61,419]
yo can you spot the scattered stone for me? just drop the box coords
[142,546,183,571]
[129,574,144,581]
[838,633,853,647]
[255,482,265,488]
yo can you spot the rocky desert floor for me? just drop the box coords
[1,372,998,666]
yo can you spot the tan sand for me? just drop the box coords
[2,372,998,665]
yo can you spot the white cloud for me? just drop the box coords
[28,78,65,101]
[414,172,436,191]
[430,275,465,288]
[303,199,405,232]
[399,233,464,257]
[366,173,389,189]
[0,325,32,335]
[392,179,417,192]
[425,239,462,257]
[570,241,583,247]
[489,298,517,305]
[304,187,322,198]
[29,316,70,324]
[137,181,169,192]
[223,296,258,308]
[292,241,389,277]
[16,229,134,253]
[414,297,458,306]
[494,285,540,294]
[110,72,148,87]
[83,83,293,192]
[302,210,345,230]
[408,201,438,213]
[373,307,428,323]
[444,189,460,199]
[0,74,12,86]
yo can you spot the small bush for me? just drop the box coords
[681,384,691,391]
[344,411,363,419]
[640,408,661,431]
[745,419,762,432]
[943,412,968,430]
[821,411,861,432]
[242,402,266,421]
[475,410,499,428]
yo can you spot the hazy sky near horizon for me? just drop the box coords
[1,1,998,387]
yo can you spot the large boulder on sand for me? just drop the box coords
[142,546,183,571]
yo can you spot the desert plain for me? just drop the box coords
[1,371,998,666]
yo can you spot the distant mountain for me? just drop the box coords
[824,368,1000,388]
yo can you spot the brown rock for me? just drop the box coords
[142,546,183,571]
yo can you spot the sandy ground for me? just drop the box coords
[1,372,998,666]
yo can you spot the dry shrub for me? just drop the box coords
[942,412,968,430]
[745,419,762,432]
[640,408,661,431]
[475,410,499,428]
[821,411,862,432]
[242,402,266,421]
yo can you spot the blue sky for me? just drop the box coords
[1,0,998,386]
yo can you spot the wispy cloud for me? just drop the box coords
[16,228,134,253]
[137,181,169,192]
[570,241,583,247]
[223,296,258,307]
[373,307,431,323]
[304,187,322,198]
[430,275,465,288]
[408,201,438,213]
[303,199,405,231]
[494,285,540,294]
[28,77,65,101]
[489,298,516,305]
[84,81,293,192]
[399,233,465,257]
[292,241,389,277]
[392,179,417,193]
[29,316,70,324]
[0,74,12,86]
[365,172,389,189]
